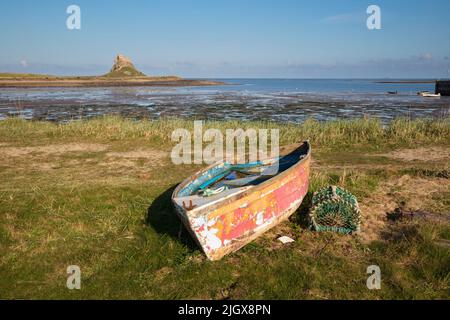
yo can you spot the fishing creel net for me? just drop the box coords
[309,186,361,234]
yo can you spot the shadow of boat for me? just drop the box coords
[291,191,313,229]
[146,184,199,252]
[146,183,314,257]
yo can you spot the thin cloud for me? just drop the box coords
[174,61,197,68]
[365,54,439,66]
[320,13,362,24]
[418,53,433,61]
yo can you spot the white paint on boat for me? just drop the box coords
[256,212,264,225]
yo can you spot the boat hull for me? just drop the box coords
[172,142,311,261]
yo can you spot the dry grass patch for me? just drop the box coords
[1,143,108,157]
[381,146,450,162]
[105,149,167,165]
[359,175,450,243]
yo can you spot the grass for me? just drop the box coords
[1,116,448,146]
[0,72,182,81]
[0,73,58,79]
[0,116,449,299]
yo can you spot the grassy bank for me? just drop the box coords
[1,116,448,146]
[0,117,449,299]
[0,73,224,88]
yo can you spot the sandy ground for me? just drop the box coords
[1,143,108,156]
[1,143,169,176]
[360,175,449,243]
[381,146,450,162]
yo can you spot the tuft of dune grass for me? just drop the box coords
[0,116,448,148]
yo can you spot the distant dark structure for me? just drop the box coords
[436,80,450,96]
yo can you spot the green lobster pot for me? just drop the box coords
[309,186,361,234]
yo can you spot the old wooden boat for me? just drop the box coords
[172,141,311,260]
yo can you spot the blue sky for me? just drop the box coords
[0,0,449,78]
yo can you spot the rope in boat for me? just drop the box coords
[202,186,229,197]
[309,186,361,234]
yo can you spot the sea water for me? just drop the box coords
[0,79,448,123]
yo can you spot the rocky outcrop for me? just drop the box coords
[105,54,145,77]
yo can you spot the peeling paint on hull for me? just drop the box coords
[172,142,311,261]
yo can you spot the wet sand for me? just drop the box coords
[1,89,448,123]
[1,79,448,123]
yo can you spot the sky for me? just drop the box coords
[0,0,449,78]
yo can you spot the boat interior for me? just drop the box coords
[173,143,309,212]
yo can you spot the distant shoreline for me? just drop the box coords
[0,74,225,88]
[375,80,436,84]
